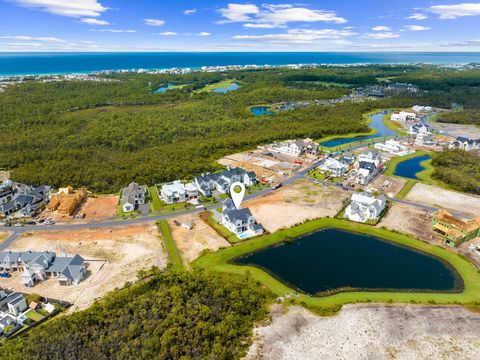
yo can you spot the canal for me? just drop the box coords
[320,112,398,148]
[234,228,460,296]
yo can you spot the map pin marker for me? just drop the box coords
[230,182,246,210]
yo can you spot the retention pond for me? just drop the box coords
[393,155,432,180]
[234,228,461,296]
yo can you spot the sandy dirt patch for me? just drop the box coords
[378,203,439,243]
[0,231,10,243]
[370,175,407,198]
[433,122,480,139]
[405,183,480,217]
[0,223,167,310]
[245,180,349,233]
[169,213,230,263]
[0,171,9,182]
[246,304,480,360]
[80,195,118,219]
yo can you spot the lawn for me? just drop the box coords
[197,79,238,93]
[382,113,408,135]
[202,211,241,244]
[157,220,184,270]
[149,186,163,212]
[25,310,44,322]
[150,185,198,214]
[193,217,480,314]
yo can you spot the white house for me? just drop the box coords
[345,192,387,223]
[193,167,256,197]
[267,139,320,156]
[415,133,436,146]
[221,199,264,239]
[317,157,348,177]
[121,182,148,213]
[391,111,416,122]
[409,123,430,135]
[160,180,198,204]
[353,150,382,185]
[448,137,480,151]
[412,105,432,113]
[374,139,414,156]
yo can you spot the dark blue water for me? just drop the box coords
[154,83,174,93]
[1,52,480,76]
[213,82,239,93]
[234,228,460,295]
[393,155,432,179]
[320,112,397,147]
[251,106,274,116]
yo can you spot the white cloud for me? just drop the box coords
[429,3,480,19]
[371,26,390,31]
[196,32,211,36]
[219,3,259,22]
[184,9,196,15]
[362,32,400,39]
[407,13,428,20]
[219,3,347,27]
[12,0,108,17]
[144,18,165,26]
[403,25,430,31]
[233,28,356,44]
[80,17,109,25]
[0,35,65,42]
[91,29,136,33]
[243,23,281,28]
[157,31,177,36]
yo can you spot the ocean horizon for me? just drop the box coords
[1,52,480,76]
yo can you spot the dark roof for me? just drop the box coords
[359,161,376,172]
[223,208,253,223]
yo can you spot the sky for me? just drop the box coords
[1,1,480,52]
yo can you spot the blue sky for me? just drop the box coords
[1,1,480,51]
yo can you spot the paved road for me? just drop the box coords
[0,112,454,251]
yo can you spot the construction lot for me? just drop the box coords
[1,223,167,310]
[433,122,480,139]
[80,195,118,219]
[378,203,439,243]
[168,213,230,263]
[245,179,349,233]
[369,175,407,198]
[218,149,314,184]
[405,183,480,217]
[246,304,480,360]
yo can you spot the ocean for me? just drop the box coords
[1,52,480,76]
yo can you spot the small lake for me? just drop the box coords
[154,83,174,93]
[320,112,397,147]
[234,228,460,295]
[393,155,432,180]
[213,82,239,93]
[251,106,274,116]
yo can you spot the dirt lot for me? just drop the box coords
[0,223,167,310]
[245,180,349,233]
[246,304,480,360]
[433,122,480,139]
[0,171,9,182]
[168,213,230,263]
[370,175,407,198]
[80,195,118,219]
[405,183,480,217]
[378,203,439,242]
[0,231,10,243]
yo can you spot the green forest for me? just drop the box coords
[2,65,480,192]
[436,109,480,126]
[0,271,270,360]
[432,150,480,195]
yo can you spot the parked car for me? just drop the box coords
[25,221,36,225]
[0,272,11,278]
[3,223,12,227]
[271,183,283,190]
[45,219,55,225]
[13,223,24,227]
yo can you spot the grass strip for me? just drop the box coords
[157,220,184,270]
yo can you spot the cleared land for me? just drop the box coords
[0,171,9,181]
[433,122,480,139]
[0,232,9,243]
[80,195,118,219]
[370,175,407,198]
[168,213,230,264]
[245,179,349,232]
[2,223,167,310]
[405,183,480,217]
[246,304,480,360]
[378,203,438,242]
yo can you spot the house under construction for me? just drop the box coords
[46,186,88,215]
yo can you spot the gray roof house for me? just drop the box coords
[448,137,480,151]
[221,199,264,238]
[193,167,256,197]
[46,254,86,286]
[0,314,16,334]
[121,182,148,213]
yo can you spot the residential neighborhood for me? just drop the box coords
[345,192,387,223]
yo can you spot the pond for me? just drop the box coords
[234,228,460,296]
[154,83,174,93]
[393,155,432,180]
[251,106,274,116]
[213,82,239,93]
[320,112,398,147]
